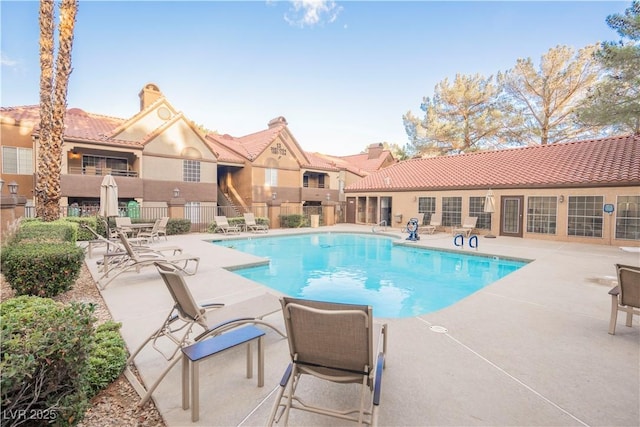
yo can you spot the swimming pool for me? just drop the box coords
[213,233,528,318]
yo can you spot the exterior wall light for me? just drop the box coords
[559,195,564,203]
[272,192,277,200]
[173,188,180,198]
[8,181,18,195]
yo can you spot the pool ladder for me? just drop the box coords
[372,220,388,233]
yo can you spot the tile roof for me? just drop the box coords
[338,150,394,173]
[1,105,138,148]
[207,126,284,161]
[345,135,640,192]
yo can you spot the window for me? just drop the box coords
[469,196,491,230]
[2,147,33,174]
[303,175,309,188]
[183,160,200,182]
[527,196,557,234]
[265,168,278,186]
[442,197,462,227]
[417,197,436,225]
[82,155,128,175]
[568,196,603,237]
[318,174,325,188]
[616,195,640,241]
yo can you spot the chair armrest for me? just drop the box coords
[608,285,620,296]
[373,352,385,406]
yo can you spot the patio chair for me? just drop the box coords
[244,212,269,233]
[137,218,161,242]
[115,216,134,237]
[608,263,640,335]
[420,212,442,235]
[214,215,241,234]
[452,216,478,237]
[96,231,199,289]
[124,261,286,405]
[157,216,169,241]
[267,297,388,427]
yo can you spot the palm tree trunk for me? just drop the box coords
[36,0,78,221]
[36,0,55,220]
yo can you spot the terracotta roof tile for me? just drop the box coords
[1,105,138,148]
[346,135,640,192]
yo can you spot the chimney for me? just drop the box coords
[138,83,162,111]
[368,143,384,159]
[268,116,288,128]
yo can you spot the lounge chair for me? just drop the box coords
[244,213,269,233]
[608,263,640,335]
[420,212,442,235]
[96,231,199,289]
[267,297,388,427]
[124,261,286,405]
[214,215,241,234]
[452,216,478,237]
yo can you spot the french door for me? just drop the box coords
[500,196,524,237]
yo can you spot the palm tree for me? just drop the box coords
[35,0,78,221]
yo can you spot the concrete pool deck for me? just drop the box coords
[84,224,640,426]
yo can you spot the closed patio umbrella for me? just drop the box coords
[484,189,496,238]
[99,174,119,218]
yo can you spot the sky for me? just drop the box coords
[0,0,629,156]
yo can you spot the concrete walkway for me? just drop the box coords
[84,225,640,427]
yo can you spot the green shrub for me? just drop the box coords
[0,296,95,427]
[13,220,77,244]
[86,321,127,397]
[1,242,84,297]
[167,218,191,235]
[62,217,99,241]
[279,214,309,228]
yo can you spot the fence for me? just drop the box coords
[23,202,346,233]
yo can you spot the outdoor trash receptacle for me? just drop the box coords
[310,214,320,228]
[127,200,140,219]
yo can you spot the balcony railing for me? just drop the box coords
[68,166,138,177]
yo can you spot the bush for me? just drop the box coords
[86,321,127,398]
[62,217,99,241]
[1,242,84,297]
[13,220,77,244]
[167,218,191,235]
[279,214,309,228]
[0,296,95,427]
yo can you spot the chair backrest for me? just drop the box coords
[244,213,257,225]
[155,262,207,328]
[149,218,161,232]
[116,217,132,228]
[616,264,640,308]
[117,231,139,260]
[214,216,229,226]
[463,216,478,228]
[82,223,123,250]
[158,216,169,229]
[281,297,373,383]
[429,212,442,226]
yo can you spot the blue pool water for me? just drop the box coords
[213,233,528,318]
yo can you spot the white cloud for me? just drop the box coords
[1,52,18,67]
[284,0,343,28]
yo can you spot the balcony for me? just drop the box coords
[67,166,138,177]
